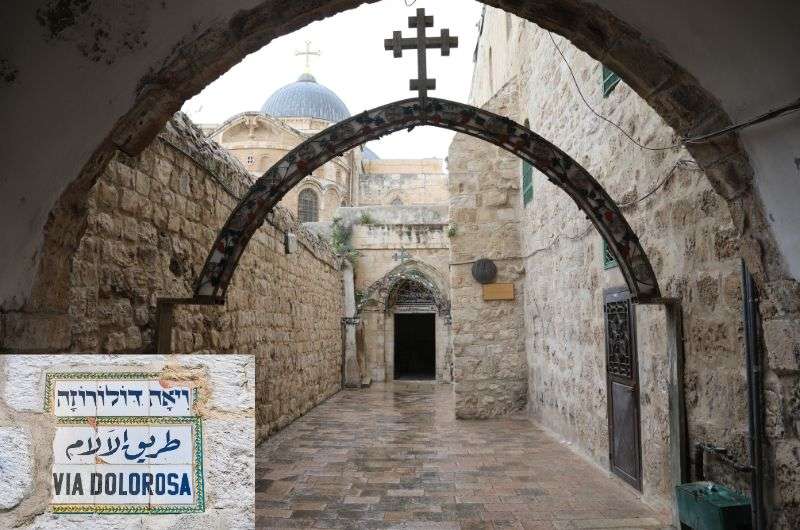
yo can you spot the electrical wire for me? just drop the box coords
[617,159,698,208]
[448,158,701,268]
[547,31,683,151]
[548,31,800,150]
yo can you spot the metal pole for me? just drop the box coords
[741,260,766,530]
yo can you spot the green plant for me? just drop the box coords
[354,289,366,307]
[358,212,374,225]
[330,218,359,264]
[446,223,457,238]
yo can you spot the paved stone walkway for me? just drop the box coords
[256,383,670,529]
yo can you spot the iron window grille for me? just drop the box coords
[605,298,634,379]
[389,279,436,307]
[297,189,319,223]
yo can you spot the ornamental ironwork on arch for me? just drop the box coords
[389,279,436,309]
[194,97,660,303]
[357,270,449,316]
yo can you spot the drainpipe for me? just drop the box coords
[742,260,766,530]
[342,260,360,387]
[693,262,766,529]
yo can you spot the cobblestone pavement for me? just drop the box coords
[256,383,671,529]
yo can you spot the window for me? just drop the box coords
[245,154,255,165]
[391,197,403,206]
[602,65,620,97]
[297,189,319,223]
[521,119,534,205]
[603,239,618,269]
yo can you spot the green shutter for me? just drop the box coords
[603,239,618,269]
[602,65,620,97]
[522,160,534,205]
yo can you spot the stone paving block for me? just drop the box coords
[256,384,670,528]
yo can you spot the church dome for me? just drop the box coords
[261,73,350,123]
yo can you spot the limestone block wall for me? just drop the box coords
[6,113,345,445]
[359,159,448,206]
[448,83,528,417]
[0,354,255,529]
[464,8,800,522]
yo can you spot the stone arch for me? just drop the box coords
[21,0,778,324]
[322,187,342,219]
[357,260,449,317]
[195,97,660,302]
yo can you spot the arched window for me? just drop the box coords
[391,197,403,206]
[297,189,319,223]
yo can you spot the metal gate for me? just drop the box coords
[604,287,642,491]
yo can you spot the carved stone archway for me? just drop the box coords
[358,268,449,317]
[195,97,660,302]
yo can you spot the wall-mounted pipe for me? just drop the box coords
[742,261,766,530]
[690,262,766,528]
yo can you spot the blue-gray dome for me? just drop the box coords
[362,146,380,160]
[261,73,350,123]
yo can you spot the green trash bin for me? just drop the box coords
[676,482,751,530]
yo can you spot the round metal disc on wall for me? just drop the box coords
[471,258,497,284]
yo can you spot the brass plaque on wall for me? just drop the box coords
[482,283,514,300]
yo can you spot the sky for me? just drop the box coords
[182,0,484,160]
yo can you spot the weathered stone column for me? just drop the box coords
[342,260,360,387]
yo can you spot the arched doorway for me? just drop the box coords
[357,264,452,382]
[194,97,660,304]
[390,278,438,380]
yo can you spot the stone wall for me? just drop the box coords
[460,8,800,523]
[0,354,255,529]
[447,80,528,417]
[5,113,344,445]
[359,159,448,206]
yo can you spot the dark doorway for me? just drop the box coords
[394,313,435,380]
[603,287,642,491]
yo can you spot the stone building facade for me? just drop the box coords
[327,159,452,384]
[201,73,362,224]
[201,73,452,384]
[203,73,455,387]
[447,7,800,524]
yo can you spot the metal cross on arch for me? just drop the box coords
[191,11,661,306]
[384,8,458,102]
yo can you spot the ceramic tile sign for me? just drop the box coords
[45,372,204,515]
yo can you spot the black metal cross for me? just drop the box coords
[384,8,458,101]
